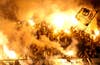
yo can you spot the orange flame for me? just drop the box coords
[0,31,18,59]
[46,10,80,33]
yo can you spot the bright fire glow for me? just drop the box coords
[65,50,75,57]
[0,32,8,45]
[0,31,17,59]
[94,29,100,36]
[92,29,100,40]
[49,13,66,29]
[3,45,17,59]
[52,58,83,65]
[28,18,35,27]
[52,59,69,65]
[64,29,71,34]
[46,10,79,33]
